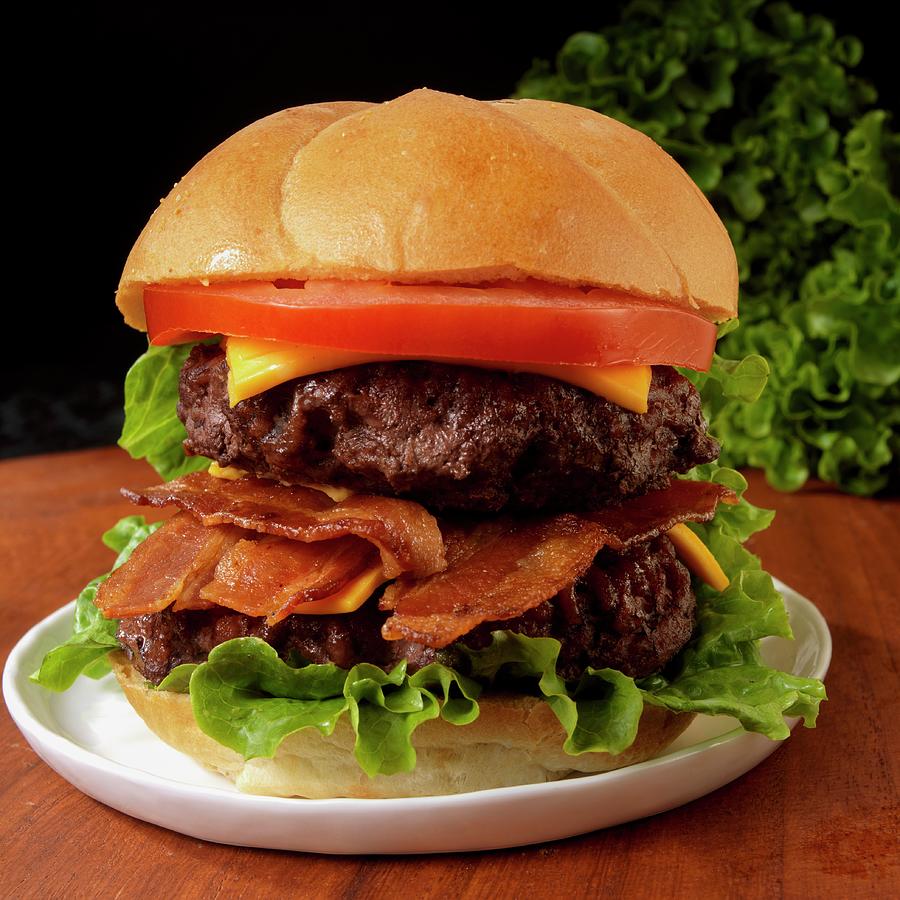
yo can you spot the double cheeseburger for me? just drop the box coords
[34,89,823,798]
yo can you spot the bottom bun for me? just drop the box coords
[111,652,694,799]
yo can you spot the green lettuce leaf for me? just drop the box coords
[342,662,440,775]
[639,463,825,737]
[119,343,212,481]
[682,352,769,406]
[30,516,162,690]
[464,632,644,754]
[154,664,198,693]
[187,640,481,776]
[516,1,900,495]
[189,639,349,759]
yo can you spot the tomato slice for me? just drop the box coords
[145,279,716,370]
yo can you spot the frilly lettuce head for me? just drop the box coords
[516,0,899,495]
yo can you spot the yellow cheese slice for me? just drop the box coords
[224,337,651,413]
[299,482,355,502]
[208,462,248,480]
[289,563,388,616]
[667,524,730,592]
[208,461,354,501]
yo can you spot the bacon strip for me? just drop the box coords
[200,535,379,623]
[95,513,243,618]
[380,480,736,648]
[122,472,445,579]
[582,478,738,547]
[95,513,382,622]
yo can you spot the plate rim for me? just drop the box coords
[3,578,832,811]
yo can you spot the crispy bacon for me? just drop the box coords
[380,480,736,647]
[102,476,735,648]
[379,515,606,645]
[199,535,379,623]
[95,513,243,618]
[582,478,738,547]
[95,514,381,623]
[122,472,445,579]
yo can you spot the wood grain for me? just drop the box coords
[1,448,898,898]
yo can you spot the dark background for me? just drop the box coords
[5,2,894,458]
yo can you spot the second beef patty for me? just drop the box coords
[118,534,696,685]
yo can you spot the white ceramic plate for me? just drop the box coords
[3,579,830,854]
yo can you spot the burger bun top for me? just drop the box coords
[116,89,738,330]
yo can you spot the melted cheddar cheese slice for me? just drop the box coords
[667,524,729,592]
[224,337,652,413]
[290,563,388,616]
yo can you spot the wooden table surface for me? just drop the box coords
[1,447,898,898]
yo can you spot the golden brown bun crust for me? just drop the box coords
[116,89,737,329]
[111,653,694,799]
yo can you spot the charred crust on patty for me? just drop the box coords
[178,346,719,513]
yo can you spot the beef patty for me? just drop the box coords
[178,347,718,513]
[118,534,696,685]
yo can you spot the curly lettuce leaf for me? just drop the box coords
[30,516,162,690]
[343,662,440,775]
[189,639,349,758]
[517,1,900,495]
[683,350,770,406]
[464,632,644,755]
[188,639,481,777]
[119,343,211,481]
[639,464,825,737]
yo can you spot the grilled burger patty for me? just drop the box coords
[118,534,696,685]
[178,347,719,513]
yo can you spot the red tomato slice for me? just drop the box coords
[144,279,716,370]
